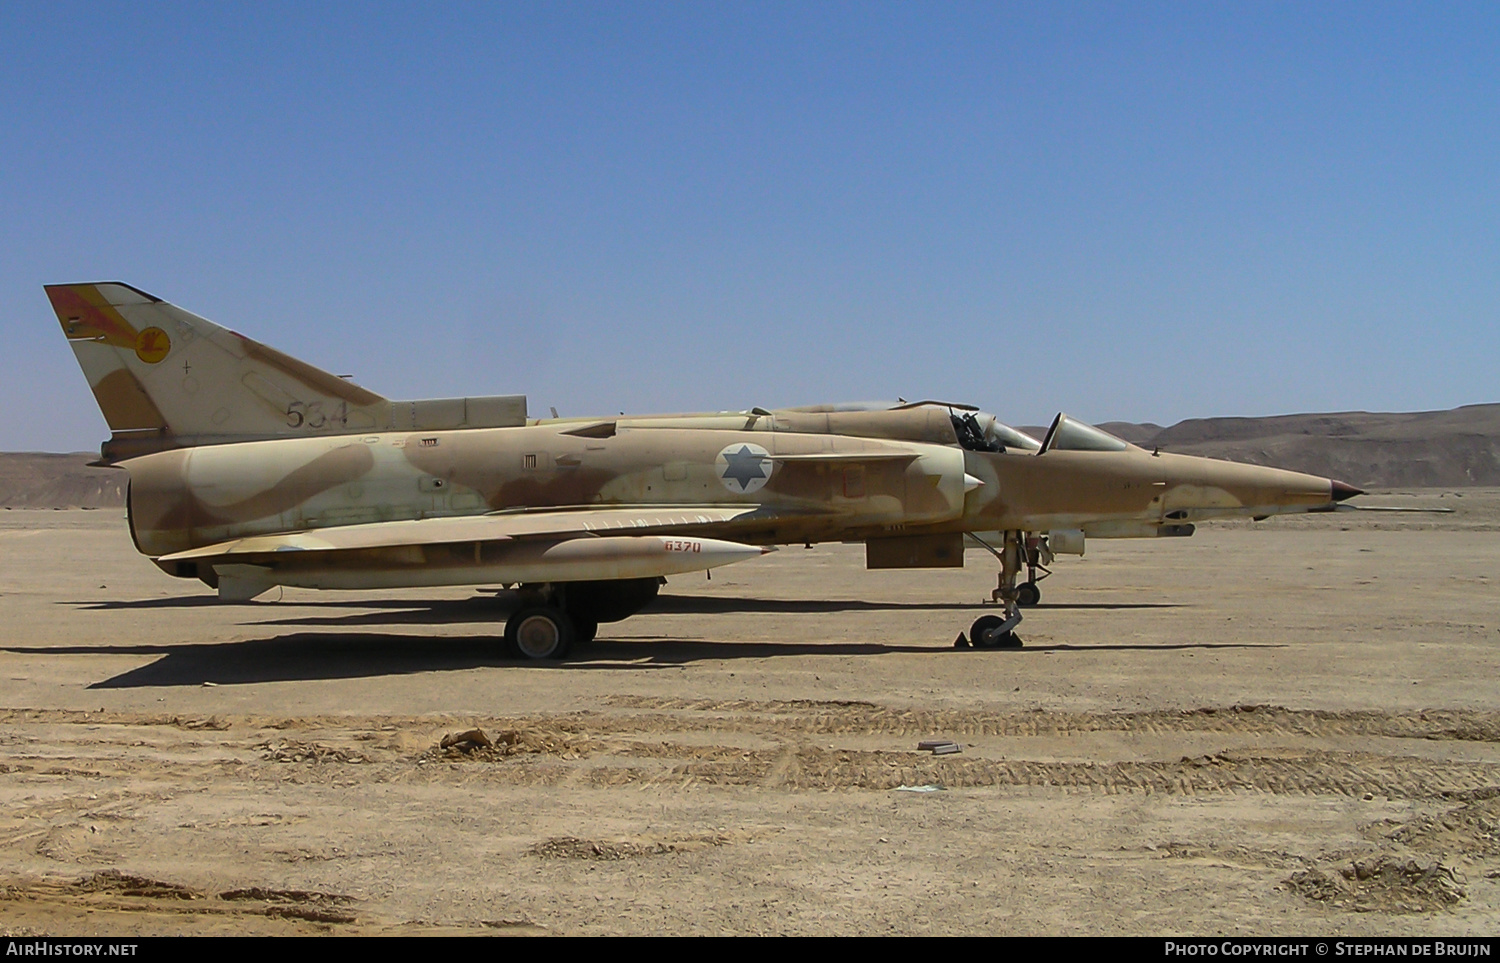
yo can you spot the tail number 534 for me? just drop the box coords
[285,401,349,429]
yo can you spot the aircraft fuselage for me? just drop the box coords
[126,420,1339,564]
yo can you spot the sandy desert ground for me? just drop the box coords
[0,491,1496,935]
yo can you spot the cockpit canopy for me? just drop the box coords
[862,403,1127,455]
[950,409,1042,453]
[1040,413,1131,453]
[774,400,1046,453]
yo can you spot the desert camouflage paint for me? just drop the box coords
[48,282,1350,605]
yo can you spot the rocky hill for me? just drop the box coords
[1019,403,1499,489]
[0,453,127,508]
[1094,404,1500,488]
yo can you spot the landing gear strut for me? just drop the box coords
[1017,533,1051,606]
[958,530,1025,649]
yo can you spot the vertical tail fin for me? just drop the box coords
[48,282,529,462]
[48,282,389,461]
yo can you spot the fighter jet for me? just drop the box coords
[47,281,1367,659]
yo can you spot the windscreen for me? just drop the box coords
[1041,414,1130,453]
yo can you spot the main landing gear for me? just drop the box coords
[502,578,663,661]
[505,607,575,660]
[957,530,1033,649]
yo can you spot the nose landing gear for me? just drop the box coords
[966,612,1023,649]
[957,530,1026,649]
[1015,533,1052,606]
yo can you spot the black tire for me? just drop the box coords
[504,607,575,661]
[1016,582,1041,607]
[970,615,1006,649]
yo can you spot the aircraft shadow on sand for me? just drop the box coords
[68,595,512,624]
[62,634,936,687]
[644,595,1181,614]
[3,628,1267,689]
[66,592,1181,626]
[69,596,234,610]
[248,594,1046,629]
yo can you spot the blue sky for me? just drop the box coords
[3,2,1496,452]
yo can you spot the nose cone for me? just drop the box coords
[1150,451,1361,520]
[1331,480,1364,502]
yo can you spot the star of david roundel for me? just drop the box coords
[715,442,772,494]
